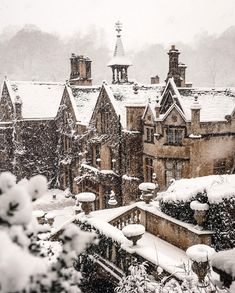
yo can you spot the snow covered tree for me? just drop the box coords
[0,171,95,293]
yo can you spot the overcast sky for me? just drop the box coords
[0,0,235,50]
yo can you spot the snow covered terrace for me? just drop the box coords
[36,174,235,281]
[49,200,212,280]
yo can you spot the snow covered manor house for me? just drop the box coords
[0,23,234,209]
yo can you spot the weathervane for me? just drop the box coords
[115,20,122,36]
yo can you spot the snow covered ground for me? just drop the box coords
[33,189,75,211]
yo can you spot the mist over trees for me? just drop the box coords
[0,24,235,87]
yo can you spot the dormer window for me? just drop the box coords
[166,128,184,145]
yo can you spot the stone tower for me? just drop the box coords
[166,45,181,87]
[69,54,92,86]
[108,21,132,84]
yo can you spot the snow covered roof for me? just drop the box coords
[158,79,235,122]
[104,83,164,128]
[159,174,235,204]
[179,89,235,122]
[107,35,132,67]
[6,80,65,119]
[69,85,101,126]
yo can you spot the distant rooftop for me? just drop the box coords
[6,80,65,119]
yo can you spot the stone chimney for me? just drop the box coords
[151,75,160,84]
[69,54,92,86]
[166,45,181,87]
[190,95,201,135]
[178,62,187,87]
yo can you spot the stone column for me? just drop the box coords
[112,67,115,83]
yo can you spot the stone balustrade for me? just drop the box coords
[109,207,141,229]
[109,204,213,251]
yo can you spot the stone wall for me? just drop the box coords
[14,119,58,184]
[145,210,212,251]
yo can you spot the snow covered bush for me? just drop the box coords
[115,261,228,293]
[159,175,235,250]
[115,262,151,293]
[0,171,95,293]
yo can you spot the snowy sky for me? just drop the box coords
[0,0,235,50]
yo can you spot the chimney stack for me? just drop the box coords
[69,54,92,86]
[151,75,160,84]
[190,95,201,135]
[166,45,181,87]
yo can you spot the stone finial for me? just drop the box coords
[15,95,22,104]
[133,82,139,94]
[191,94,201,110]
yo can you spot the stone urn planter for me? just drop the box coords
[33,210,45,225]
[139,182,156,203]
[186,244,215,286]
[122,224,145,246]
[190,200,209,227]
[143,193,153,204]
[45,212,55,226]
[76,192,96,215]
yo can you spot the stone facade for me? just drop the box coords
[142,79,235,190]
[0,42,234,209]
[0,80,63,185]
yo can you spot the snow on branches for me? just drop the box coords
[0,171,95,293]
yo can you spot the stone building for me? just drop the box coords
[0,79,64,184]
[142,77,235,189]
[75,82,164,208]
[0,23,234,207]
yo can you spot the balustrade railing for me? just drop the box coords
[109,207,142,229]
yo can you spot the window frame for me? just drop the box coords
[146,127,154,143]
[165,160,183,187]
[165,127,184,146]
[145,157,154,182]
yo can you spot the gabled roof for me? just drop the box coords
[5,80,65,119]
[69,85,101,126]
[103,83,164,128]
[160,102,187,122]
[160,78,183,113]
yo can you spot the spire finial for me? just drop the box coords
[115,20,122,36]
